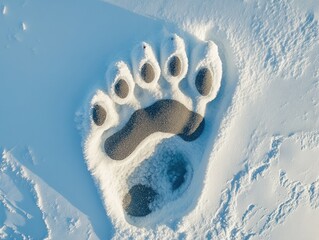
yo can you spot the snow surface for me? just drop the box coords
[84,32,223,229]
[1,0,319,239]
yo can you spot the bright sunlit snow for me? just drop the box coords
[0,0,319,239]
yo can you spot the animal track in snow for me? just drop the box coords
[84,33,222,226]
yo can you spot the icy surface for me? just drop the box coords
[0,0,319,239]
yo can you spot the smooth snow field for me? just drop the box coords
[1,0,319,239]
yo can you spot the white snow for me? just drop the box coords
[84,32,223,229]
[2,149,103,239]
[131,42,161,91]
[21,22,27,31]
[0,0,318,239]
[2,6,7,15]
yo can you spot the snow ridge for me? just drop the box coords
[0,150,48,239]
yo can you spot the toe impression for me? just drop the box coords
[168,55,182,77]
[141,62,155,83]
[92,104,107,126]
[195,67,213,96]
[114,79,129,99]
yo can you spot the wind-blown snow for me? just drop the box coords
[0,0,319,239]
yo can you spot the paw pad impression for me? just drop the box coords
[85,32,222,225]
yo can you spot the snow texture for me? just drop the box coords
[84,32,222,229]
